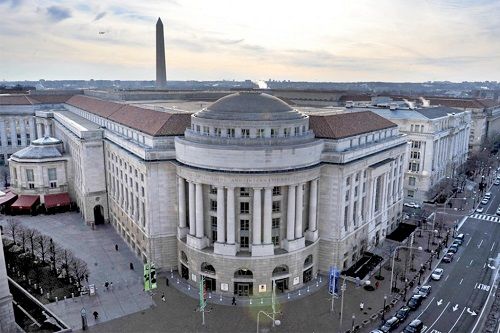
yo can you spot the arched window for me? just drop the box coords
[272,265,289,277]
[304,255,313,267]
[201,262,216,275]
[234,268,253,278]
[180,251,188,264]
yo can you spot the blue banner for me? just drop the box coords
[328,267,340,295]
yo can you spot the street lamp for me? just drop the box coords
[338,278,347,333]
[256,311,281,333]
[351,314,356,331]
[428,251,435,270]
[418,264,424,285]
[381,295,387,321]
[390,245,423,294]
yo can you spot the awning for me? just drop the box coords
[0,191,17,205]
[44,192,71,209]
[11,195,39,209]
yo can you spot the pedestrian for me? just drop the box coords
[232,296,237,305]
[130,262,134,270]
[104,281,109,290]
[115,244,119,251]
[375,281,380,289]
[85,274,89,283]
[93,311,99,320]
[360,302,364,311]
[161,293,166,302]
[166,277,169,287]
[110,282,113,290]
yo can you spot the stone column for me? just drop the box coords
[195,183,204,238]
[263,187,272,244]
[308,179,318,231]
[226,187,235,244]
[20,118,27,146]
[216,186,225,243]
[286,185,296,241]
[36,122,43,139]
[252,188,262,245]
[178,177,186,228]
[44,123,50,137]
[295,183,304,238]
[29,117,36,143]
[0,121,6,148]
[188,181,196,235]
[9,119,16,147]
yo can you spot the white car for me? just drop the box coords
[404,202,421,209]
[495,180,500,186]
[481,198,489,205]
[476,207,484,213]
[485,192,492,198]
[431,268,444,281]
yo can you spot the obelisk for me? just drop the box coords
[156,17,167,89]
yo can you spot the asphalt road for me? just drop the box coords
[393,191,500,333]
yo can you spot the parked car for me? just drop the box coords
[448,244,459,253]
[452,240,461,248]
[379,316,400,332]
[485,192,492,198]
[415,285,432,298]
[395,305,412,321]
[404,202,420,209]
[481,198,489,205]
[407,295,424,310]
[443,252,454,263]
[496,207,500,216]
[370,330,384,333]
[494,180,500,186]
[431,268,444,281]
[476,207,484,213]
[404,319,424,333]
[454,233,465,244]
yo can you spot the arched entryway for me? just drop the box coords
[272,265,289,293]
[201,262,216,292]
[93,205,105,225]
[234,268,253,296]
[180,251,189,280]
[303,255,313,283]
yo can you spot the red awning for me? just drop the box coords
[0,191,17,205]
[44,192,71,209]
[11,195,39,209]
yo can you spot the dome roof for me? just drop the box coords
[195,92,304,121]
[11,136,64,160]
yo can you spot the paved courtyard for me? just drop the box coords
[0,212,152,330]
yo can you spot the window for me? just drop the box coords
[214,128,221,137]
[355,173,360,182]
[241,129,250,138]
[284,128,290,137]
[345,190,350,202]
[410,151,420,159]
[26,133,30,145]
[26,169,34,189]
[240,187,250,197]
[203,126,209,135]
[411,141,422,149]
[272,186,281,196]
[240,202,250,214]
[17,134,21,146]
[48,168,57,188]
[196,125,201,132]
[272,236,279,246]
[344,206,349,231]
[408,162,420,172]
[272,218,280,229]
[272,201,281,213]
[257,129,265,138]
[210,186,217,194]
[240,236,249,248]
[294,127,300,135]
[354,186,358,197]
[407,190,415,198]
[270,128,278,138]
[362,182,366,193]
[210,200,217,211]
[346,177,351,186]
[353,201,357,225]
[211,216,217,242]
[409,177,416,186]
[240,219,249,231]
[227,128,235,137]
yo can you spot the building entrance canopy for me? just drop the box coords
[11,195,39,210]
[44,193,70,209]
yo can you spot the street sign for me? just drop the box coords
[328,267,340,295]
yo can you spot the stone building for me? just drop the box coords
[0,91,407,295]
[0,232,16,333]
[347,105,471,204]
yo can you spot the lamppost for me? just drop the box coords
[351,314,356,331]
[428,251,435,270]
[418,264,424,285]
[381,295,388,321]
[256,311,281,333]
[402,278,409,301]
[338,278,347,333]
[390,245,423,294]
[423,229,438,252]
[256,280,281,333]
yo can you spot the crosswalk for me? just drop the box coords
[470,213,500,223]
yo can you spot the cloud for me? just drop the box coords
[0,0,22,8]
[93,11,106,22]
[46,6,71,22]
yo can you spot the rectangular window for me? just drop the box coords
[240,219,249,231]
[257,129,265,138]
[270,128,278,138]
[409,177,416,186]
[354,186,358,197]
[272,186,281,196]
[214,128,221,137]
[240,236,249,248]
[272,218,280,229]
[240,202,250,214]
[210,186,217,194]
[355,172,360,182]
[48,168,57,188]
[26,169,34,182]
[210,199,217,211]
[345,190,350,202]
[26,133,30,145]
[272,235,279,246]
[353,201,357,225]
[294,127,300,135]
[272,201,281,213]
[346,177,351,186]
[240,187,250,197]
[344,206,349,231]
[284,128,290,137]
[227,128,235,137]
[211,216,217,242]
[407,190,415,198]
[241,129,250,138]
[196,125,201,132]
[17,134,21,146]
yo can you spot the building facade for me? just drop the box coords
[1,91,407,295]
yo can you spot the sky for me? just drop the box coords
[0,0,499,82]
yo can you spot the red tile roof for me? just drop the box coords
[309,111,396,139]
[66,95,191,136]
[27,95,74,104]
[0,95,33,105]
[426,97,500,109]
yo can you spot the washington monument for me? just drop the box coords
[156,17,167,89]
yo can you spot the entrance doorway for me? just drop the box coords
[234,282,253,296]
[181,264,189,280]
[274,278,289,293]
[303,267,313,283]
[94,205,105,225]
[204,276,216,292]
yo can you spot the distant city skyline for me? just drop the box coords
[1,0,499,82]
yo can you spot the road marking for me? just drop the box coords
[459,278,463,285]
[416,296,435,320]
[488,263,497,269]
[470,214,500,223]
[491,242,496,252]
[448,307,466,333]
[472,264,500,333]
[467,307,478,316]
[466,238,472,246]
[484,263,487,268]
[445,275,450,281]
[470,259,474,266]
[478,240,484,248]
[437,299,443,306]
[476,283,491,292]
[426,302,450,332]
[453,304,459,311]
[475,282,478,289]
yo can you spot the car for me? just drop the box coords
[404,202,420,209]
[370,330,384,333]
[404,319,424,333]
[481,198,489,205]
[496,207,500,216]
[395,305,411,321]
[443,252,454,263]
[454,234,465,244]
[451,240,461,248]
[415,285,432,298]
[495,180,500,186]
[476,207,484,213]
[485,192,492,198]
[431,268,444,281]
[407,294,424,310]
[379,316,400,332]
[448,245,459,254]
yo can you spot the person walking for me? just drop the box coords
[130,262,134,270]
[166,277,169,287]
[232,297,237,305]
[375,281,380,289]
[359,302,364,311]
[110,282,113,290]
[115,244,119,251]
[104,281,109,290]
[161,293,166,302]
[93,311,99,320]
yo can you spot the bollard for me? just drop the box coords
[176,278,179,284]
[55,297,58,303]
[316,281,319,287]
[298,290,301,296]
[208,292,212,299]
[219,295,222,302]
[249,299,252,305]
[287,293,290,299]
[47,292,50,299]
[307,286,310,292]
[28,279,31,285]
[64,296,67,301]
[34,283,37,290]
[40,288,43,295]
[261,298,263,304]
[319,276,322,283]
[23,274,26,281]
[188,285,191,291]
[71,293,74,299]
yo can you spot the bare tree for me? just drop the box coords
[61,249,73,281]
[6,218,20,244]
[26,228,40,258]
[36,234,51,263]
[69,257,89,287]
[16,224,27,252]
[49,241,63,274]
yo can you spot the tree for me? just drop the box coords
[26,228,40,258]
[61,249,73,282]
[16,224,27,253]
[36,234,51,263]
[49,241,63,274]
[6,218,20,244]
[69,258,89,287]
